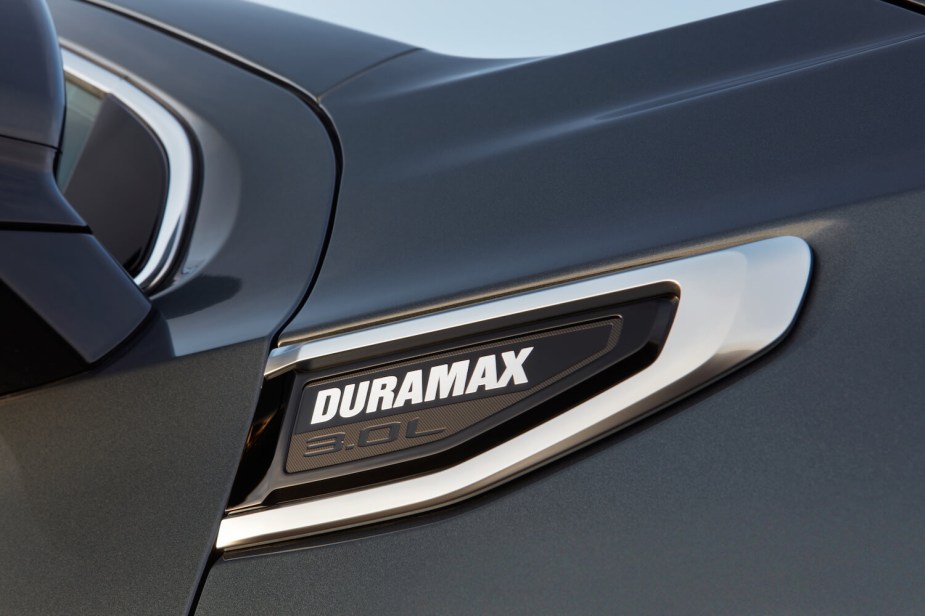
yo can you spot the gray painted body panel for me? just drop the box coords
[198,194,925,614]
[0,336,265,616]
[281,0,925,342]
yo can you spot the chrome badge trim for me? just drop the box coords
[61,48,194,292]
[219,236,811,550]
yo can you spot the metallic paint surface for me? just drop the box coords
[279,0,925,343]
[197,197,925,615]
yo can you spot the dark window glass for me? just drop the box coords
[58,79,103,191]
[56,80,169,278]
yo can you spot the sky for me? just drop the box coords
[245,0,776,58]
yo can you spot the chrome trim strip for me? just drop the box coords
[61,49,194,291]
[220,236,811,550]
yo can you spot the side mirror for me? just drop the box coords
[0,0,150,395]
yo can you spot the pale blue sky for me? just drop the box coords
[246,0,776,58]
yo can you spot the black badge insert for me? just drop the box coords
[225,287,678,511]
[286,320,619,473]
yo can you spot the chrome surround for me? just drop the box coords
[61,49,194,291]
[219,236,811,550]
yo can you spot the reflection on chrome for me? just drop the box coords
[219,236,811,550]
